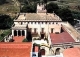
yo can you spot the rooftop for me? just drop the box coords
[14,13,61,21]
[63,47,80,57]
[12,25,27,30]
[0,42,32,57]
[50,26,75,44]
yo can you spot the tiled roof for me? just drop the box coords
[15,13,61,21]
[0,42,32,57]
[63,47,80,57]
[50,27,75,44]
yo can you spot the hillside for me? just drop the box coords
[51,0,80,12]
[48,0,80,19]
[0,0,20,18]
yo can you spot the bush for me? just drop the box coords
[1,33,5,37]
[22,38,28,42]
[0,0,6,5]
[21,3,37,13]
[46,2,59,13]
[57,8,74,25]
[0,14,13,29]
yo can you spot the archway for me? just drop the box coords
[22,30,25,36]
[40,49,45,55]
[18,30,21,36]
[41,33,45,39]
[55,48,60,55]
[14,30,17,36]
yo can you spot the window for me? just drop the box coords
[35,22,36,24]
[51,28,53,33]
[32,54,36,56]
[53,22,54,24]
[21,22,22,25]
[34,28,37,33]
[31,22,33,24]
[56,22,58,24]
[41,28,44,33]
[49,22,50,24]
[45,22,47,24]
[28,22,29,24]
[38,22,40,24]
[42,22,43,24]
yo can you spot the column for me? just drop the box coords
[12,30,14,36]
[17,30,18,36]
[25,30,27,38]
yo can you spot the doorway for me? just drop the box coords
[55,48,60,55]
[14,30,17,36]
[41,33,44,39]
[40,49,45,55]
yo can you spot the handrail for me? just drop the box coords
[52,42,80,47]
[67,22,80,36]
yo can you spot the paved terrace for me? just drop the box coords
[13,36,25,42]
[62,22,80,41]
[0,42,32,57]
[50,26,75,44]
[14,13,62,21]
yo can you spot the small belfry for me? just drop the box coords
[37,2,46,13]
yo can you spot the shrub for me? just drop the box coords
[22,38,28,42]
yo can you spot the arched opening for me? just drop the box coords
[41,33,45,39]
[55,48,60,55]
[18,30,21,36]
[22,30,25,36]
[40,49,45,56]
[14,30,17,36]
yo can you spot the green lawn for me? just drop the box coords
[0,29,11,41]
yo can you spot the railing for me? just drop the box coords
[62,24,77,41]
[67,22,80,36]
[52,42,80,47]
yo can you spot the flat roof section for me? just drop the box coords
[50,27,75,44]
[0,42,32,57]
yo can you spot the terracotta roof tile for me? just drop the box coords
[63,47,80,57]
[0,42,32,57]
[50,27,75,44]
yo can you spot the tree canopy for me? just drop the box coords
[0,14,13,29]
[0,0,6,5]
[57,8,74,25]
[46,2,59,13]
[21,3,37,13]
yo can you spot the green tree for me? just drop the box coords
[0,14,13,29]
[21,3,37,13]
[57,8,74,25]
[0,0,6,5]
[46,2,59,13]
